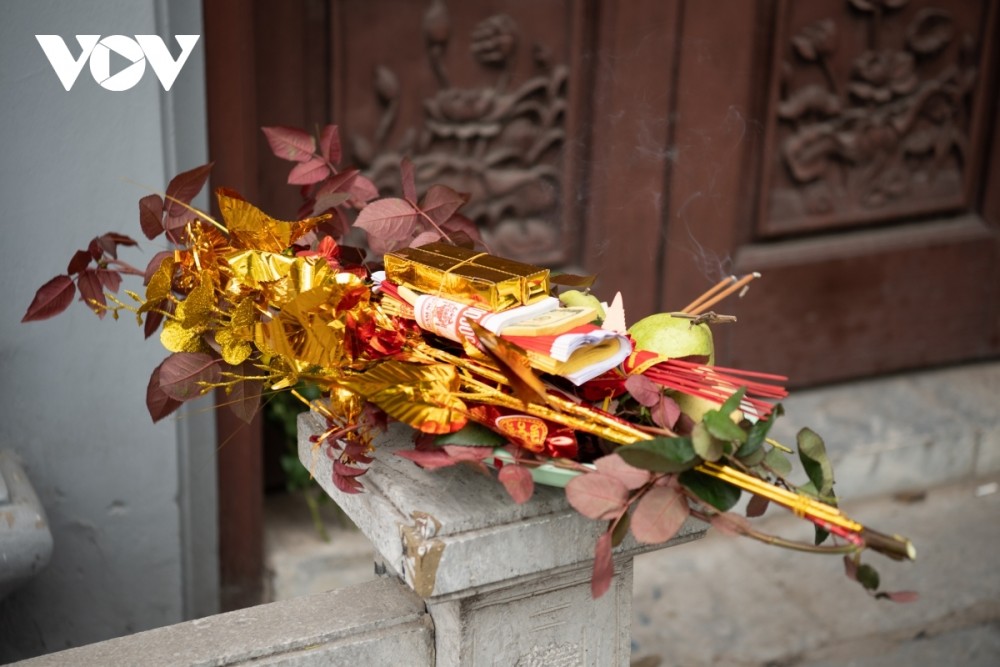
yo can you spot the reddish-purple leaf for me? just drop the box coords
[139,194,165,240]
[144,307,165,339]
[630,485,689,544]
[97,232,138,259]
[312,192,351,217]
[88,238,103,260]
[262,126,316,162]
[410,230,442,248]
[334,460,368,478]
[96,269,122,293]
[594,454,650,490]
[348,174,379,205]
[746,493,770,518]
[164,210,198,234]
[319,124,342,165]
[566,472,629,520]
[164,163,213,217]
[418,184,468,225]
[876,590,920,603]
[158,352,221,401]
[498,464,534,504]
[591,531,614,598]
[400,157,417,203]
[354,198,420,245]
[22,275,76,322]
[395,449,459,470]
[843,555,859,581]
[77,269,107,317]
[315,168,360,197]
[332,470,363,494]
[67,249,92,275]
[625,374,661,407]
[227,364,262,423]
[287,157,331,185]
[651,395,681,430]
[441,445,491,464]
[709,512,749,537]
[146,361,183,423]
[440,214,483,244]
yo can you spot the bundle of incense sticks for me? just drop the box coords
[635,355,788,417]
[682,272,761,315]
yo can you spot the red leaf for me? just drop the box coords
[319,124,342,165]
[745,493,769,518]
[334,460,367,478]
[410,230,442,248]
[139,194,164,240]
[400,157,417,203]
[333,470,364,494]
[22,275,76,322]
[418,184,468,225]
[97,232,138,259]
[77,269,107,317]
[227,364,262,423]
[709,512,749,537]
[566,472,629,520]
[315,168,359,197]
[144,308,165,339]
[498,464,534,504]
[630,485,689,544]
[594,454,650,490]
[440,213,483,244]
[348,174,379,205]
[625,374,660,407]
[843,555,859,582]
[395,448,459,470]
[146,361,183,423]
[441,445,491,463]
[651,394,681,430]
[312,192,351,217]
[591,531,614,599]
[287,157,331,185]
[67,250,92,275]
[96,269,122,293]
[354,198,420,245]
[164,163,213,217]
[262,126,316,163]
[158,352,221,401]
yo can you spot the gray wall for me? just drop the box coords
[0,0,215,660]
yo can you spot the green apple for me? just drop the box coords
[628,313,714,364]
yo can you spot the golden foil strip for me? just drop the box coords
[384,242,549,312]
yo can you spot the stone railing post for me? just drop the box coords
[299,414,707,666]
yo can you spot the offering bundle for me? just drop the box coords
[24,135,915,599]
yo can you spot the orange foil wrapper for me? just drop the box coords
[384,242,549,311]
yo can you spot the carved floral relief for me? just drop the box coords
[764,0,985,233]
[347,0,569,264]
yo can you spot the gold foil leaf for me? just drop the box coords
[217,189,327,253]
[161,318,206,353]
[255,286,343,369]
[217,328,253,365]
[338,362,467,434]
[177,276,217,329]
[140,256,175,312]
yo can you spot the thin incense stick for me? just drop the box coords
[690,272,761,315]
[682,275,736,313]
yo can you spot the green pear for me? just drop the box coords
[628,313,714,364]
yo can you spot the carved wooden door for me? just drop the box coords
[204,0,1000,608]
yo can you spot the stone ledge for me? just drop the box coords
[14,578,431,666]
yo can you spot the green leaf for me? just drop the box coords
[617,437,700,473]
[736,403,783,458]
[719,387,747,416]
[856,563,881,591]
[679,469,741,511]
[797,428,835,496]
[435,422,507,447]
[703,410,747,444]
[815,525,831,546]
[610,511,631,548]
[691,422,723,461]
[763,447,792,477]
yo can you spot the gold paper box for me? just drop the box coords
[384,242,549,311]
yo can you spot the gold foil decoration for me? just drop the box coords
[216,298,256,365]
[160,317,206,353]
[177,277,216,329]
[384,242,549,311]
[217,189,327,253]
[140,256,175,312]
[336,361,467,434]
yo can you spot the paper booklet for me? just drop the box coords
[501,325,632,385]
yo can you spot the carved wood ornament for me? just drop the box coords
[347,0,570,264]
[762,0,987,235]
